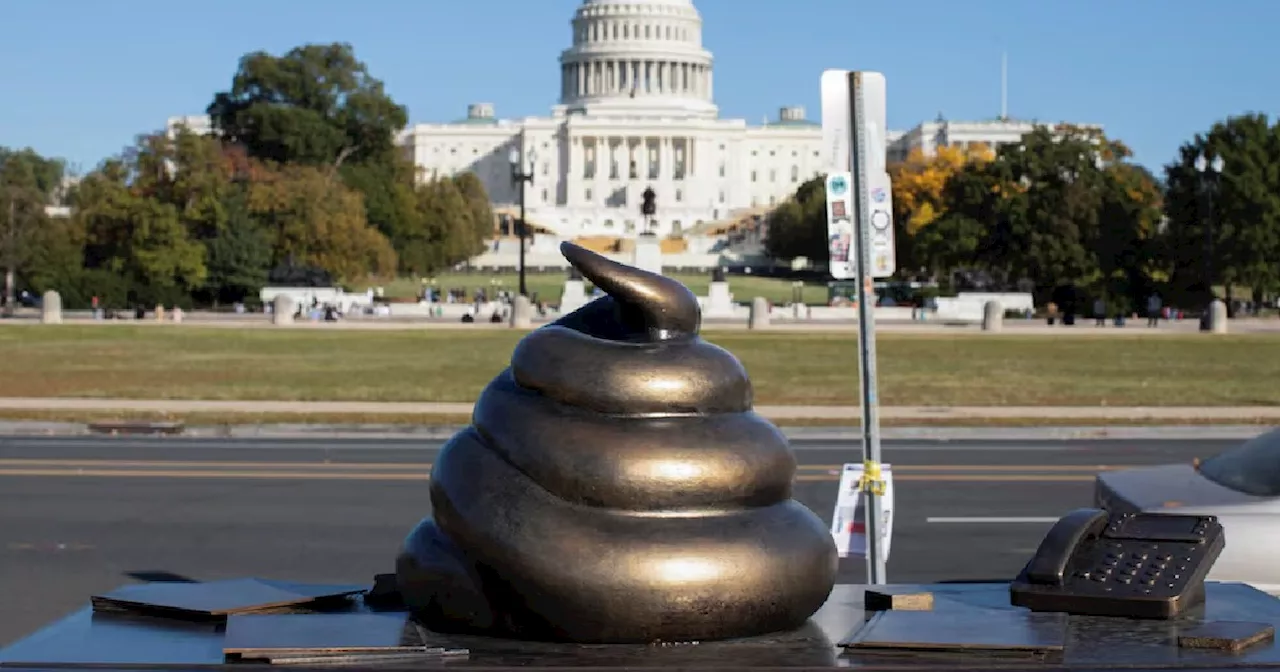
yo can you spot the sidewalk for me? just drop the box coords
[11,315,1280,334]
[0,398,1276,420]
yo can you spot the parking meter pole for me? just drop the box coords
[848,72,888,585]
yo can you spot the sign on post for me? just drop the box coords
[820,69,893,585]
[827,171,896,280]
[830,462,895,560]
[825,173,855,280]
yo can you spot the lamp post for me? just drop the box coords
[508,147,537,297]
[1193,152,1225,310]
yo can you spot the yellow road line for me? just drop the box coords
[0,459,1118,472]
[0,468,1096,483]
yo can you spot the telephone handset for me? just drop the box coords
[1024,508,1110,585]
[1011,508,1224,620]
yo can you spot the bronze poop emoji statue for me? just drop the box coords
[396,242,838,644]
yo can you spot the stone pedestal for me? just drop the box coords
[749,297,770,329]
[171,307,184,323]
[704,281,734,319]
[560,279,588,315]
[982,301,1004,332]
[154,305,165,322]
[1208,299,1228,334]
[631,235,662,276]
[272,295,295,325]
[40,291,62,324]
[510,295,533,329]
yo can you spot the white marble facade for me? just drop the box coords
[166,0,1101,241]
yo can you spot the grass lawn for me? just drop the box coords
[1,326,1277,407]
[366,273,829,305]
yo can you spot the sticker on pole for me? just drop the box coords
[867,171,896,278]
[830,463,895,560]
[825,172,855,280]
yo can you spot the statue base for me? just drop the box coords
[6,581,1280,669]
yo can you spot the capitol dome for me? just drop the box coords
[559,0,716,119]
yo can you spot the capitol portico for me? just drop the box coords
[398,0,831,241]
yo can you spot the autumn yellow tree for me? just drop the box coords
[245,162,398,281]
[889,144,994,236]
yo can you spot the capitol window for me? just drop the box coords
[629,160,638,179]
[541,188,548,202]
[585,188,593,201]
[719,191,725,203]
[750,170,757,182]
[610,159,619,179]
[718,162,725,177]
[770,196,776,206]
[791,166,799,182]
[675,189,683,202]
[769,169,776,182]
[604,219,615,229]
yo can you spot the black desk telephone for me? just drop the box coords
[1010,508,1224,619]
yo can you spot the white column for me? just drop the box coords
[568,136,579,204]
[706,67,713,99]
[577,63,585,98]
[598,136,607,188]
[640,137,650,181]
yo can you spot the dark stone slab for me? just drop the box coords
[90,578,367,620]
[1179,621,1276,652]
[8,582,1280,670]
[843,610,1068,654]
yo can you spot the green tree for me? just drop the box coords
[208,43,407,168]
[203,188,272,303]
[938,125,1157,301]
[208,43,417,243]
[0,147,70,310]
[407,177,476,274]
[1162,113,1280,307]
[451,172,495,258]
[245,162,397,281]
[764,176,828,261]
[76,160,207,306]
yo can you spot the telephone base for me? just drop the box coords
[1011,580,1206,620]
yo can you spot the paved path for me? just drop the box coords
[0,434,1231,645]
[0,397,1276,420]
[9,312,1280,334]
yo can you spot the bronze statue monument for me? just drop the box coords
[396,242,838,643]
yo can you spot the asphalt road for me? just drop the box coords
[0,435,1234,646]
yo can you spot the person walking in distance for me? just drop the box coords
[1146,293,1162,327]
[1093,296,1107,327]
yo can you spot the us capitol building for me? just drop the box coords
[169,0,1094,268]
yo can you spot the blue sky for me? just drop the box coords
[1,0,1274,174]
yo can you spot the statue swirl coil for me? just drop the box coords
[396,242,838,644]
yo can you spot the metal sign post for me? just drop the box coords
[821,69,894,585]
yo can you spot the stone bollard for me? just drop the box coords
[1209,299,1228,334]
[154,305,165,322]
[510,295,533,329]
[171,307,184,323]
[40,291,62,324]
[749,297,770,330]
[982,301,1004,332]
[272,295,295,325]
